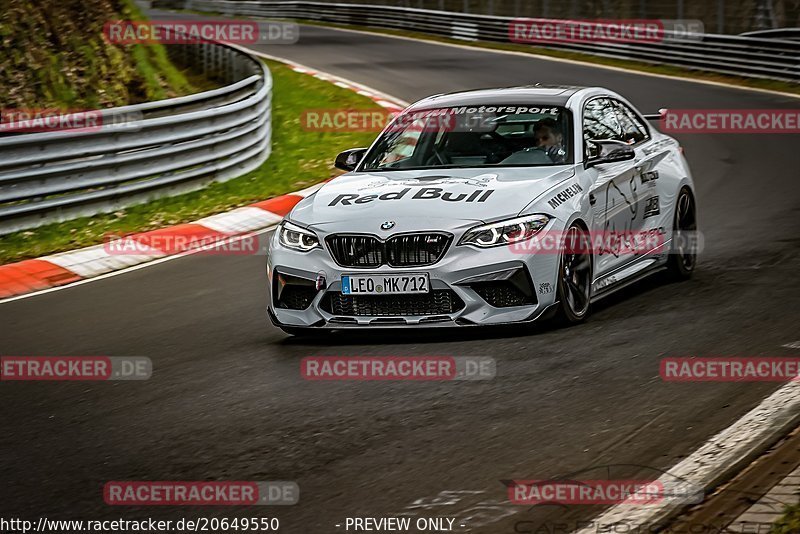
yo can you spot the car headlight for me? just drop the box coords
[459,214,550,248]
[278,221,320,252]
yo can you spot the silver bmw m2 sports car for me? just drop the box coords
[267,85,698,335]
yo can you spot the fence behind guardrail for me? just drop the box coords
[174,0,795,34]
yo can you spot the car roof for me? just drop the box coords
[407,85,590,111]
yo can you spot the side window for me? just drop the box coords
[582,98,624,152]
[611,99,650,145]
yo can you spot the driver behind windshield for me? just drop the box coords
[360,105,571,170]
[496,116,568,165]
[532,118,567,164]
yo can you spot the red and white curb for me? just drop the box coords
[0,185,313,301]
[0,58,408,302]
[287,64,406,113]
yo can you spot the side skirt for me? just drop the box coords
[590,260,667,303]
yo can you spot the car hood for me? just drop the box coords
[290,167,575,231]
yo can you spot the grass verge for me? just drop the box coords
[772,504,800,534]
[0,59,381,264]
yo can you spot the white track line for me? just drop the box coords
[225,42,410,107]
[0,225,279,305]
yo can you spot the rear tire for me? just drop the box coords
[553,224,593,325]
[666,187,697,280]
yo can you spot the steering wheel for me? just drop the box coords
[432,146,449,165]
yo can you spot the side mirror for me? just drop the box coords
[585,140,636,168]
[334,148,368,172]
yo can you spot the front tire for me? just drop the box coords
[666,187,697,280]
[554,224,593,324]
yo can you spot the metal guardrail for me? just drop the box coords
[157,0,799,83]
[209,0,798,36]
[741,28,800,40]
[0,39,271,235]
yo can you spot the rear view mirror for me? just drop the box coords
[334,148,368,172]
[585,140,636,168]
[642,109,668,120]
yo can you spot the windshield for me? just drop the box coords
[360,105,572,171]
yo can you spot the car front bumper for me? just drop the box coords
[267,228,563,329]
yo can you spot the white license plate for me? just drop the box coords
[342,273,429,295]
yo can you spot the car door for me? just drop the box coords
[609,98,672,252]
[582,97,645,283]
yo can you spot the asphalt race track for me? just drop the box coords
[2,16,800,533]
